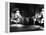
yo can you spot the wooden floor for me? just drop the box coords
[10,24,44,32]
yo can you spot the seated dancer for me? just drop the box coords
[11,9,24,24]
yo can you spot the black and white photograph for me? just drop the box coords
[10,3,44,32]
